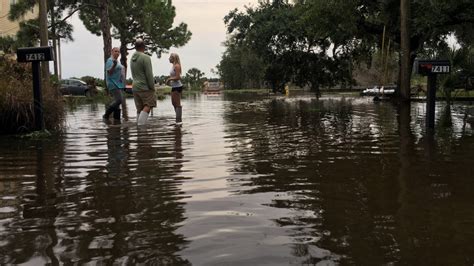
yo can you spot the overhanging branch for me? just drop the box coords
[48,4,100,29]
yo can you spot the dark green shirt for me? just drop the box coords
[130,52,154,91]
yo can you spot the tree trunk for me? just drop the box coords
[400,0,411,101]
[39,0,49,82]
[119,40,129,120]
[99,0,112,75]
[119,41,128,78]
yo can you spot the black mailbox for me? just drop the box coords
[415,59,450,76]
[17,46,54,63]
[414,59,451,130]
[16,46,55,131]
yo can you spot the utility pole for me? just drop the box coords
[50,3,59,78]
[58,36,62,80]
[39,0,50,83]
[400,0,411,101]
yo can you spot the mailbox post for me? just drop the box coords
[415,59,451,129]
[16,46,54,131]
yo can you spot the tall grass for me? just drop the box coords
[0,56,64,134]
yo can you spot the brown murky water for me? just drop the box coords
[1,92,473,265]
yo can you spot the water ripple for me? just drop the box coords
[0,96,473,264]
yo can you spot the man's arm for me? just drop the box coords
[108,60,117,75]
[105,58,116,75]
[145,56,154,90]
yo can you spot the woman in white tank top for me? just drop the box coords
[166,53,183,124]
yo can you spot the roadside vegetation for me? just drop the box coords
[217,0,474,97]
[0,56,64,134]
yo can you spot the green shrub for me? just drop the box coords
[0,56,65,134]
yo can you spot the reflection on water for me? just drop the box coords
[0,94,473,265]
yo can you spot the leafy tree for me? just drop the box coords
[8,0,76,76]
[354,0,474,95]
[223,1,358,93]
[224,1,293,92]
[217,38,265,89]
[221,0,474,97]
[154,75,168,85]
[184,68,205,90]
[0,36,17,54]
[79,0,191,75]
[73,0,112,65]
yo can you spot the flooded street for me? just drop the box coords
[1,92,474,265]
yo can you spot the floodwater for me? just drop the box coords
[1,92,473,265]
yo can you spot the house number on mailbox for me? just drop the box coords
[432,65,450,73]
[26,53,46,61]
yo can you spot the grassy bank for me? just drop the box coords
[0,56,65,134]
[222,88,274,94]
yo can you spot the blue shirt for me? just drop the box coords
[105,57,125,90]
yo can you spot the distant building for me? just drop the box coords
[0,0,38,37]
[203,81,222,95]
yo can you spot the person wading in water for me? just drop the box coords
[130,39,156,126]
[166,53,183,124]
[103,47,125,124]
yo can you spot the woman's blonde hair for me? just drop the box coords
[169,53,181,65]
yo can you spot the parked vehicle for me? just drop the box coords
[360,85,396,96]
[59,79,96,96]
[125,84,133,95]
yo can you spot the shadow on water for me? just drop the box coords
[0,95,473,265]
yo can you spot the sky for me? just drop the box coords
[59,0,258,79]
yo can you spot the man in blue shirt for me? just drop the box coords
[103,47,125,124]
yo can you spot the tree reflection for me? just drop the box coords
[223,96,474,264]
[65,126,191,264]
[0,139,63,264]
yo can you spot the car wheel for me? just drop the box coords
[85,90,91,97]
